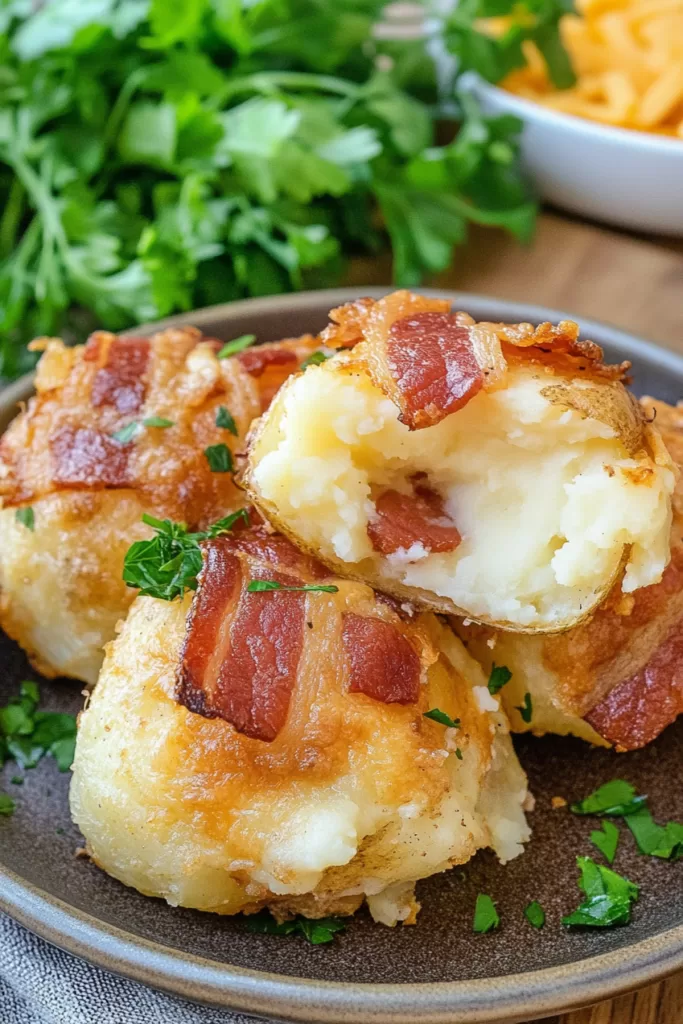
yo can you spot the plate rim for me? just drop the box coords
[2,286,682,1023]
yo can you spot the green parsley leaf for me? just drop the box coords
[215,406,238,436]
[572,781,682,861]
[15,507,35,531]
[301,351,331,370]
[123,510,249,600]
[0,683,76,778]
[562,857,639,928]
[524,901,545,929]
[445,0,576,90]
[455,747,463,760]
[473,893,500,933]
[515,692,533,723]
[20,681,39,707]
[204,443,233,474]
[570,780,646,817]
[423,708,461,729]
[10,776,23,786]
[218,334,256,359]
[0,794,16,817]
[111,422,141,444]
[143,416,174,428]
[487,664,512,695]
[247,580,339,594]
[244,911,345,944]
[295,917,346,945]
[591,821,620,864]
[624,807,683,860]
[205,509,251,538]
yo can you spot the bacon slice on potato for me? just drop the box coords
[70,526,529,925]
[456,397,683,750]
[245,291,675,634]
[0,330,319,683]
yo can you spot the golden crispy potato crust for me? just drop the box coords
[458,398,683,749]
[0,329,318,682]
[71,532,527,921]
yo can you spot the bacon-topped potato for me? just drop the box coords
[457,397,683,750]
[70,527,530,924]
[0,329,318,683]
[245,291,674,633]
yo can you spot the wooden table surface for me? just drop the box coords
[353,210,683,1024]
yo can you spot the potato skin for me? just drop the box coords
[70,552,529,923]
[0,330,318,683]
[456,398,683,748]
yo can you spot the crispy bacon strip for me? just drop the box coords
[586,621,683,750]
[178,541,242,717]
[368,483,461,556]
[237,347,298,377]
[343,613,421,705]
[386,313,484,429]
[177,536,306,742]
[90,337,150,413]
[50,426,132,488]
[323,292,628,433]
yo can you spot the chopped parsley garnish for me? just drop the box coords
[247,580,339,594]
[111,421,141,444]
[215,406,238,436]
[218,334,256,359]
[562,857,639,928]
[122,509,250,601]
[590,821,620,864]
[204,443,233,473]
[0,794,16,816]
[623,807,683,860]
[301,351,331,370]
[524,901,545,929]
[244,911,345,945]
[10,776,23,785]
[570,780,646,817]
[515,692,533,723]
[473,893,500,933]
[15,506,34,531]
[570,780,682,861]
[142,416,174,428]
[487,664,512,695]
[423,708,461,729]
[0,681,76,781]
[455,748,463,760]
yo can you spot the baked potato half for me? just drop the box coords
[245,291,674,633]
[457,397,683,750]
[70,527,530,925]
[0,329,318,683]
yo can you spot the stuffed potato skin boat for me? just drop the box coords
[0,329,318,683]
[70,527,530,924]
[245,292,675,634]
[457,397,683,750]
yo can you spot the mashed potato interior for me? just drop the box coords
[251,364,673,628]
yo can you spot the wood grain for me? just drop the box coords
[536,971,683,1024]
[351,209,683,1024]
[347,211,683,353]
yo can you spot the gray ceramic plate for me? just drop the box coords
[0,289,682,1024]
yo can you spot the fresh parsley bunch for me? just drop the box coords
[0,0,536,379]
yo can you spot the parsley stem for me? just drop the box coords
[211,71,361,109]
[0,177,25,259]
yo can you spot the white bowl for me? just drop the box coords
[464,76,683,235]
